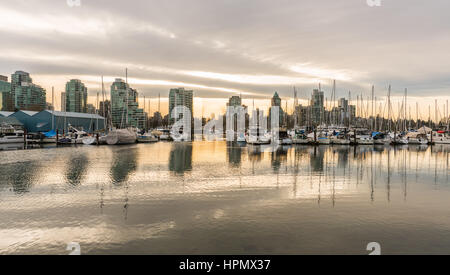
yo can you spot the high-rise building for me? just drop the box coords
[271,92,282,107]
[65,79,87,113]
[10,71,46,111]
[169,88,193,125]
[110,78,145,129]
[46,102,54,111]
[61,92,66,112]
[338,98,348,112]
[99,100,110,118]
[227,96,242,107]
[0,75,11,111]
[311,89,324,126]
[269,92,285,127]
[349,105,356,125]
[226,95,248,132]
[87,104,96,114]
[295,105,310,127]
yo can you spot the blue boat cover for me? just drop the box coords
[43,130,57,137]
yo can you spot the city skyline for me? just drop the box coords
[1,70,448,122]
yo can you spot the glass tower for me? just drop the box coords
[0,75,11,111]
[65,79,88,113]
[10,71,46,111]
[169,88,194,125]
[110,78,145,129]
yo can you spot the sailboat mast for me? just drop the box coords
[404,88,407,131]
[388,85,391,132]
[416,102,419,128]
[371,85,375,131]
[435,99,438,129]
[445,99,450,132]
[51,86,54,130]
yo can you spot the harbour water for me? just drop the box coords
[0,142,449,255]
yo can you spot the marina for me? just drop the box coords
[1,0,450,258]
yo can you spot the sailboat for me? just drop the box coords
[292,129,310,144]
[330,131,351,145]
[406,131,428,145]
[373,132,391,145]
[279,128,293,145]
[82,135,108,145]
[137,130,159,143]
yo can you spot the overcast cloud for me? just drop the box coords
[0,0,449,114]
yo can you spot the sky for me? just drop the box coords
[0,0,449,119]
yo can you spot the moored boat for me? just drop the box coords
[433,131,450,144]
[292,130,310,144]
[106,128,137,145]
[137,133,159,143]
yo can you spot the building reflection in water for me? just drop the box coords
[0,161,37,194]
[271,145,289,172]
[226,142,243,167]
[110,147,138,186]
[310,146,325,172]
[169,143,193,174]
[333,146,350,169]
[65,153,89,186]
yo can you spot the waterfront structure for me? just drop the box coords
[9,110,38,131]
[65,79,87,113]
[0,111,14,117]
[0,116,23,130]
[0,75,11,111]
[169,88,193,125]
[1,109,105,133]
[10,71,46,111]
[111,78,145,129]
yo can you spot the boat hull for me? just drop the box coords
[106,129,137,145]
[137,136,159,143]
[374,139,391,145]
[318,138,331,145]
[0,137,24,144]
[332,139,351,145]
[434,138,450,144]
[293,139,309,144]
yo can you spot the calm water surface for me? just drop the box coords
[0,142,449,255]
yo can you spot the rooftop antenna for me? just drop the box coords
[125,68,128,84]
